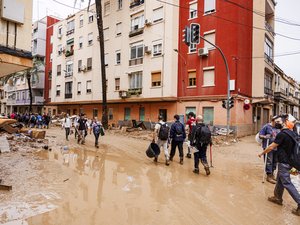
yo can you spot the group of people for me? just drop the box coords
[258,114,300,216]
[5,112,51,128]
[152,112,212,175]
[62,113,104,148]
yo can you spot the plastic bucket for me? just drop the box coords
[146,143,160,158]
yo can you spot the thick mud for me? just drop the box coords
[0,128,299,225]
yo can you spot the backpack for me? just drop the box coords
[195,124,212,145]
[158,123,169,140]
[282,130,300,170]
[175,122,183,136]
[93,124,100,134]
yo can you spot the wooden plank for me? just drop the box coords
[0,184,12,191]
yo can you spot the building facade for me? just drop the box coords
[0,0,33,112]
[48,1,179,124]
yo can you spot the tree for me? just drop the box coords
[95,0,108,129]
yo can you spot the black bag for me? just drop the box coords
[282,130,300,170]
[158,123,169,140]
[195,125,212,145]
[175,122,183,136]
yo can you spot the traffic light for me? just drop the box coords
[190,23,200,44]
[182,26,191,46]
[228,97,234,109]
[243,99,251,110]
[222,100,227,109]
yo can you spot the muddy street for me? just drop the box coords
[0,127,300,225]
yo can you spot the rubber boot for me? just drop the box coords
[180,157,183,165]
[267,174,276,184]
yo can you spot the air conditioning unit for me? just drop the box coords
[58,33,62,39]
[80,65,87,72]
[119,90,129,98]
[144,19,152,26]
[144,46,151,54]
[198,47,209,56]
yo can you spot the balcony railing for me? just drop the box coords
[264,53,274,65]
[65,93,72,99]
[129,27,144,37]
[65,50,74,57]
[128,88,142,95]
[130,0,144,9]
[265,21,275,36]
[129,58,143,66]
[66,29,75,36]
[264,87,273,96]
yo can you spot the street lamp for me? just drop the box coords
[174,49,187,65]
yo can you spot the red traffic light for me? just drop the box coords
[243,104,250,110]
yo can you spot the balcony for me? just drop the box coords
[128,88,142,95]
[130,0,144,9]
[66,29,75,36]
[265,21,275,36]
[129,58,143,66]
[264,87,273,96]
[65,50,74,57]
[129,27,144,37]
[274,88,287,100]
[65,93,72,99]
[65,72,73,78]
[264,53,274,65]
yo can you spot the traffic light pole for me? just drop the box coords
[199,35,231,136]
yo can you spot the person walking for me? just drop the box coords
[91,117,102,148]
[152,115,170,166]
[185,112,196,158]
[170,114,186,165]
[190,115,212,175]
[62,114,72,141]
[259,116,280,184]
[258,115,300,216]
[77,114,87,144]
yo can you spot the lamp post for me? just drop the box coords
[174,49,187,96]
[198,35,231,136]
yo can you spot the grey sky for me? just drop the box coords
[32,0,300,80]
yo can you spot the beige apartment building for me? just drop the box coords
[0,0,33,113]
[252,0,276,132]
[48,1,179,124]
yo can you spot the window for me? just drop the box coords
[189,43,197,53]
[189,2,197,19]
[264,74,272,95]
[151,72,161,87]
[65,82,73,99]
[153,7,163,22]
[88,33,93,45]
[131,14,144,31]
[57,44,62,56]
[153,43,162,56]
[130,43,144,66]
[124,107,131,120]
[203,68,215,86]
[104,28,109,40]
[104,54,108,66]
[79,36,83,49]
[118,0,122,10]
[58,26,62,35]
[93,109,98,118]
[115,78,120,91]
[265,37,273,61]
[139,107,145,121]
[204,31,215,49]
[188,71,196,86]
[203,107,214,125]
[56,85,61,96]
[87,58,92,70]
[66,61,73,77]
[108,108,113,120]
[116,22,122,36]
[77,82,81,95]
[79,15,84,27]
[57,64,61,76]
[204,0,216,14]
[66,38,74,56]
[66,20,75,35]
[104,1,110,16]
[116,51,121,64]
[129,71,142,89]
[86,80,92,93]
[78,60,82,72]
[88,13,94,23]
[185,107,196,121]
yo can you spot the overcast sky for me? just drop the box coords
[32,0,300,81]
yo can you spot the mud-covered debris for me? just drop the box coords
[43,145,49,150]
[0,136,10,153]
[0,184,12,191]
[6,135,14,140]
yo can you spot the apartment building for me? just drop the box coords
[0,0,33,112]
[48,1,179,123]
[3,16,59,114]
[177,0,253,136]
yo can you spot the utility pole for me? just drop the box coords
[95,0,108,129]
